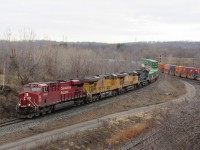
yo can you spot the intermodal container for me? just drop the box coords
[187,67,198,79]
[197,68,200,81]
[179,66,184,76]
[169,65,176,76]
[150,60,158,69]
[181,67,188,78]
[175,66,183,77]
[164,64,170,74]
[158,63,164,73]
[194,68,199,79]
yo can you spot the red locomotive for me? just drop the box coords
[16,80,86,118]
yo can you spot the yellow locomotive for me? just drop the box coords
[83,71,139,102]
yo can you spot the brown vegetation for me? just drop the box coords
[35,116,152,150]
[106,121,149,146]
[0,85,18,118]
[0,95,18,118]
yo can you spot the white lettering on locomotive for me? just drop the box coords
[61,91,69,94]
[61,86,71,90]
[24,97,31,101]
[27,97,31,100]
[43,93,48,96]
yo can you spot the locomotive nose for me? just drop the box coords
[19,92,35,107]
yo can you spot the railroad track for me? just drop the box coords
[0,119,24,128]
[165,74,200,85]
[116,130,162,150]
[181,78,200,85]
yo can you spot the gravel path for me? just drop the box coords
[0,81,196,150]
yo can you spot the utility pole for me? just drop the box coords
[2,61,5,91]
[159,55,162,63]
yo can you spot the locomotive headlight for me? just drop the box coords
[38,95,41,103]
[28,103,31,106]
[26,93,29,97]
[18,103,21,106]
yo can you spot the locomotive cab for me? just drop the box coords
[16,83,48,118]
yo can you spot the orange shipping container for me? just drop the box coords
[175,66,183,77]
[158,63,164,73]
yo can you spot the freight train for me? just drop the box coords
[158,63,200,80]
[16,58,159,118]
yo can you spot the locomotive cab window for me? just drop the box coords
[32,87,41,92]
[43,87,48,92]
[24,87,31,92]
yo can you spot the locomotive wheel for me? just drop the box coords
[112,91,117,96]
[42,111,46,115]
[47,106,53,114]
[112,92,114,96]
[47,109,52,114]
[74,100,81,106]
[83,98,88,104]
[81,100,84,105]
[35,113,40,117]
[95,95,99,101]
[27,114,34,119]
[89,98,93,103]
[92,97,96,102]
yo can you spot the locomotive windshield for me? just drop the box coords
[32,87,41,92]
[24,87,31,92]
[23,87,41,92]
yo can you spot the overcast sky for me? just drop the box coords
[0,0,200,43]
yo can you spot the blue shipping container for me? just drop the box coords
[170,65,176,71]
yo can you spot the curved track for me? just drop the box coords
[0,119,24,128]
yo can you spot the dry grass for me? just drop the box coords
[106,121,149,146]
[34,115,153,150]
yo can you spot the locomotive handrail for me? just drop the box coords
[27,98,38,111]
